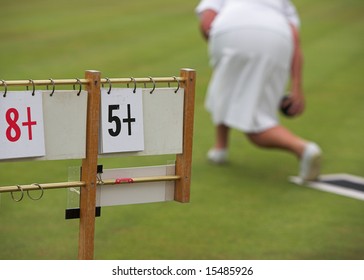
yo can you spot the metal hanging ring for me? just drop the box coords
[27,183,44,201]
[148,76,156,94]
[29,79,35,96]
[49,78,55,96]
[1,80,7,97]
[173,76,180,93]
[130,77,136,93]
[11,185,24,202]
[73,78,82,96]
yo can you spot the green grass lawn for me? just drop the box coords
[0,0,363,259]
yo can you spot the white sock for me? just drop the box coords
[299,142,322,181]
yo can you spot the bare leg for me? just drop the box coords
[247,125,322,180]
[214,124,230,149]
[209,124,321,179]
[246,125,307,158]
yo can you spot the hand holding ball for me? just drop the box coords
[280,96,294,117]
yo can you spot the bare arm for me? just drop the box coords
[198,9,218,40]
[286,23,305,116]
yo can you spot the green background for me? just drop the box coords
[0,0,363,259]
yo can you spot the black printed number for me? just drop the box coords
[108,105,121,137]
[107,104,136,137]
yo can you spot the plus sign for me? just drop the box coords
[22,107,37,140]
[123,104,135,136]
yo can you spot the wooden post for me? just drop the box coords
[175,68,196,203]
[78,70,101,260]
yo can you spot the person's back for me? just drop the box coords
[196,0,322,181]
[199,0,299,36]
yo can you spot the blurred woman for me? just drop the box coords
[196,0,322,181]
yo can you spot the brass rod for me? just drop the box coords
[0,181,86,193]
[101,77,185,84]
[3,79,89,87]
[0,175,180,193]
[0,77,185,87]
[100,175,181,186]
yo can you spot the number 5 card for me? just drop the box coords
[100,88,144,154]
[0,91,45,160]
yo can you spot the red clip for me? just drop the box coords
[115,178,134,184]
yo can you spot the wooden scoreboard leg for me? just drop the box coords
[78,70,101,260]
[175,68,196,203]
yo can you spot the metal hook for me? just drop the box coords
[27,183,44,201]
[73,78,82,96]
[104,77,112,94]
[1,80,7,97]
[148,76,156,94]
[49,78,55,96]
[130,77,136,93]
[11,185,24,202]
[28,79,35,96]
[173,76,180,93]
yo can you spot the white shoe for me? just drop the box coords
[207,148,228,164]
[299,142,322,181]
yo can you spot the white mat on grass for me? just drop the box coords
[289,173,364,201]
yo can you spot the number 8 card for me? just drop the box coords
[0,91,45,160]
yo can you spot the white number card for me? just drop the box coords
[100,88,144,154]
[0,91,45,160]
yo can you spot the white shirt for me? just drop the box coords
[196,0,300,37]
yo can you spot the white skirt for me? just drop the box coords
[206,28,293,133]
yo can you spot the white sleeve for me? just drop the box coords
[283,0,301,28]
[195,0,225,15]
